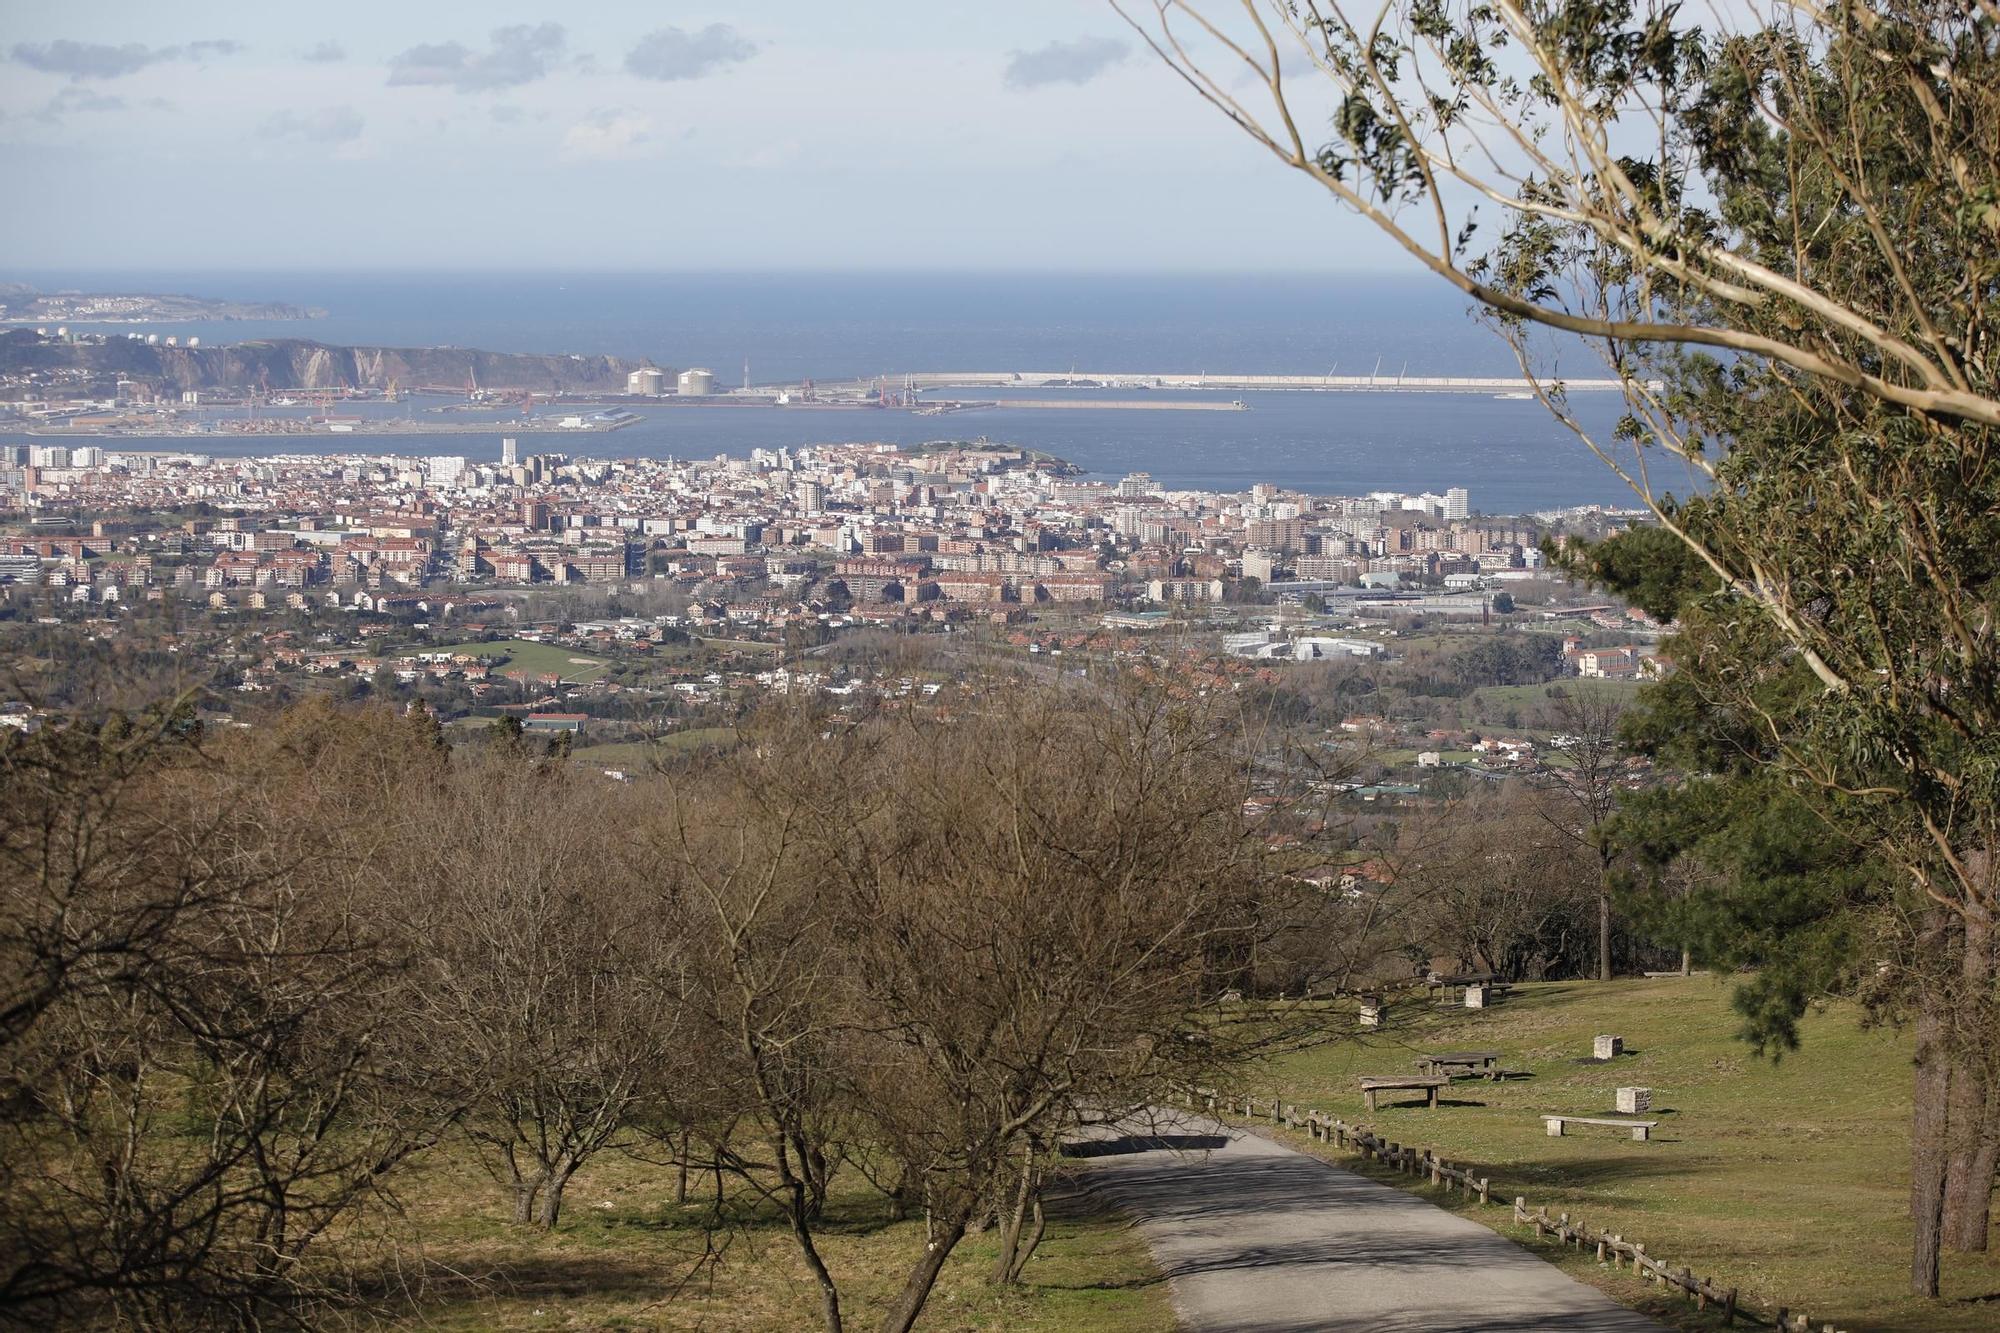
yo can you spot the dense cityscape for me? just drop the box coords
[0,430,1665,753]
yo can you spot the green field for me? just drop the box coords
[574,728,737,765]
[407,639,609,682]
[1247,977,2000,1332]
[1468,678,1647,724]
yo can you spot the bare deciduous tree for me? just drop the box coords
[412,757,690,1230]
[0,702,452,1328]
[1537,686,1632,981]
[1397,787,1598,981]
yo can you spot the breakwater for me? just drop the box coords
[806,371,1642,395]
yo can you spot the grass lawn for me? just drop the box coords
[369,1145,1169,1332]
[408,639,610,683]
[1245,976,2000,1332]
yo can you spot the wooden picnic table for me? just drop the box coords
[1359,1076,1449,1112]
[1423,972,1494,993]
[1425,976,1514,1005]
[1414,1050,1502,1078]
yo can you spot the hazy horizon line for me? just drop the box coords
[8,265,1447,282]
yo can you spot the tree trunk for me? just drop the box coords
[790,1199,844,1333]
[1945,904,1995,1252]
[805,1140,833,1221]
[774,1133,843,1333]
[993,1145,1035,1285]
[1946,1130,1999,1254]
[674,1130,689,1206]
[1597,871,1613,982]
[506,1157,544,1226]
[1679,946,1691,977]
[880,1215,968,1333]
[1008,1194,1046,1284]
[1912,915,1953,1297]
[535,1161,578,1230]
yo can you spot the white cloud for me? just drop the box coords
[388,23,565,92]
[1003,37,1128,90]
[561,109,655,161]
[39,87,128,121]
[625,25,757,82]
[11,38,241,81]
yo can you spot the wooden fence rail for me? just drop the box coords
[1177,1086,1847,1333]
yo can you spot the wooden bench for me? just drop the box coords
[1542,1114,1660,1142]
[1359,1076,1449,1112]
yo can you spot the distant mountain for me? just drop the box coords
[0,332,639,394]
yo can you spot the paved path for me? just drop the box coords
[1075,1116,1664,1333]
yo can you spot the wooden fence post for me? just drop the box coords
[1477,1176,1490,1205]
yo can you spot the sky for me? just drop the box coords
[0,1,1412,274]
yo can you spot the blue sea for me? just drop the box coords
[6,271,1689,511]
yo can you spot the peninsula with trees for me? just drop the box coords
[0,283,323,325]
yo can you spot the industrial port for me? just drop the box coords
[5,326,1645,438]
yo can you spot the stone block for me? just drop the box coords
[1616,1086,1651,1114]
[1593,1034,1624,1060]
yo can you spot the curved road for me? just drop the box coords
[1075,1116,1664,1333]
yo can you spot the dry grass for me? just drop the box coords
[357,1144,1171,1331]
